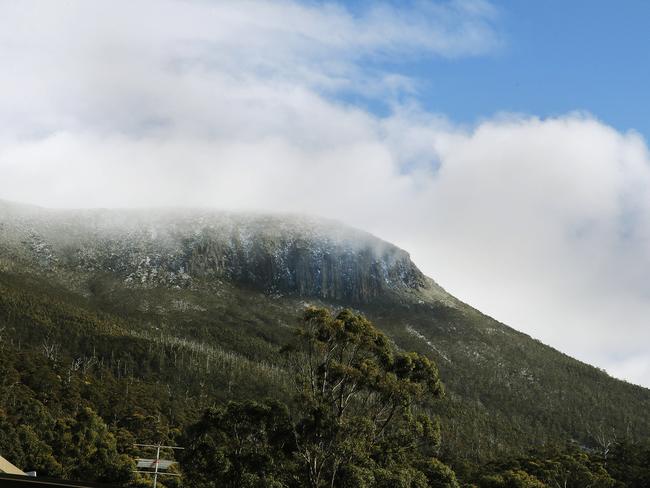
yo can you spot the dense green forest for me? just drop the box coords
[1,270,650,487]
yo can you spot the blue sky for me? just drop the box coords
[347,0,650,138]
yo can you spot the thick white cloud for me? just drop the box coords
[1,1,650,386]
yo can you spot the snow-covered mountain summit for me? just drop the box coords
[0,200,449,303]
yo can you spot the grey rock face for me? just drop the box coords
[0,201,433,303]
[184,224,426,301]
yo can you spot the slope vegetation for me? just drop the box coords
[1,200,648,472]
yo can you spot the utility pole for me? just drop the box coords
[153,444,160,488]
[133,443,184,488]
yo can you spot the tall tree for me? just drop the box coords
[183,307,457,487]
[283,307,451,487]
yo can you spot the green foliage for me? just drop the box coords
[184,308,452,488]
[0,274,189,483]
[0,411,62,476]
[479,469,546,488]
[604,440,650,487]
[289,308,447,487]
[54,407,134,482]
[1,269,650,488]
[418,458,459,488]
[474,445,617,488]
[183,400,296,488]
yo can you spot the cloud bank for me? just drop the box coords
[1,1,650,386]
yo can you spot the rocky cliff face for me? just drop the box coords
[0,201,434,303]
[185,226,426,302]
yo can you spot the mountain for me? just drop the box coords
[1,198,649,470]
[0,201,443,303]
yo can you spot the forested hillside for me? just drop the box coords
[1,201,650,486]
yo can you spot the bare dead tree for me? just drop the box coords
[587,423,618,459]
[42,335,61,363]
[81,355,98,374]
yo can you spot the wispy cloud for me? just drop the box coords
[2,1,650,387]
[0,0,501,138]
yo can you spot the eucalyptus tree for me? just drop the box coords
[184,307,457,488]
[283,307,453,487]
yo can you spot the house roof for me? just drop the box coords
[0,454,25,475]
[0,473,116,487]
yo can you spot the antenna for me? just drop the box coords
[133,443,184,488]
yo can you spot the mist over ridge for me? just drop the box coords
[0,198,454,305]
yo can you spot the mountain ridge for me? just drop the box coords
[0,199,453,305]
